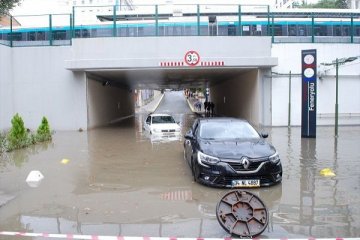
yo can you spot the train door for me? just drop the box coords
[209,16,217,36]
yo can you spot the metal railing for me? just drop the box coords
[1,4,359,47]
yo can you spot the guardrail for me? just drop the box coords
[1,4,360,47]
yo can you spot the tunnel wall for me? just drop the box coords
[0,45,88,131]
[87,77,134,129]
[210,70,260,126]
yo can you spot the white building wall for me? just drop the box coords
[2,40,360,130]
[0,45,13,130]
[0,45,88,131]
[271,44,360,126]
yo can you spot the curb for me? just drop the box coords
[151,93,165,113]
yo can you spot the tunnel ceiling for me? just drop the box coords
[86,67,254,90]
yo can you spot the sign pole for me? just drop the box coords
[335,58,339,137]
[301,49,317,138]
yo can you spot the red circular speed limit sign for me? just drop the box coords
[184,50,200,66]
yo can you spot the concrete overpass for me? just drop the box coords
[0,36,359,131]
[64,37,276,128]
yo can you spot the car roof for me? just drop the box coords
[149,113,172,117]
[198,117,248,124]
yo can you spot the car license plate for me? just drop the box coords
[163,132,175,136]
[232,179,260,188]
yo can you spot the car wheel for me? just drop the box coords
[191,158,198,182]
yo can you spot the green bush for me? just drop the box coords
[0,132,6,153]
[6,113,31,151]
[2,114,53,152]
[36,117,52,142]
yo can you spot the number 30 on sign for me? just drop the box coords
[184,51,200,66]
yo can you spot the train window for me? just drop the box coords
[273,25,282,36]
[334,25,350,36]
[314,26,327,36]
[355,26,360,36]
[29,32,36,41]
[138,27,144,36]
[143,26,155,36]
[36,32,45,40]
[184,26,194,36]
[82,29,90,38]
[173,26,182,36]
[298,26,306,36]
[10,32,22,41]
[289,25,297,36]
[158,26,165,36]
[53,30,66,40]
[242,25,250,36]
[228,24,236,36]
[75,29,81,38]
[128,27,136,37]
[200,26,208,36]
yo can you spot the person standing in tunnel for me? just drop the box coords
[204,101,209,117]
[210,102,215,117]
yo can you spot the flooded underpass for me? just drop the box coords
[0,92,359,239]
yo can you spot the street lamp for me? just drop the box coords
[320,56,360,137]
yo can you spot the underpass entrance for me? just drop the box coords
[65,37,277,129]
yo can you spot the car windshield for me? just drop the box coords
[152,115,176,124]
[199,121,260,140]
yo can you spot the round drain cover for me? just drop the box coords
[216,190,268,238]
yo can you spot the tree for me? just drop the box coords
[7,113,28,150]
[36,116,52,142]
[0,0,22,16]
[300,0,348,8]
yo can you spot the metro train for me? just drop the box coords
[1,12,360,42]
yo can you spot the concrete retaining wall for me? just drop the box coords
[272,44,360,126]
[0,45,88,131]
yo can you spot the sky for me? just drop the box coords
[11,0,280,15]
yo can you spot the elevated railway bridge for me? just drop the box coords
[0,5,359,130]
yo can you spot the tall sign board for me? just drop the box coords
[301,49,317,138]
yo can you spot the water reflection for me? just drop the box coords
[269,127,360,238]
[0,110,359,238]
[0,141,53,170]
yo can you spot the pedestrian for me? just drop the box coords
[204,101,209,116]
[196,100,201,111]
[210,102,215,116]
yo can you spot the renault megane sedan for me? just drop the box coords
[183,118,282,188]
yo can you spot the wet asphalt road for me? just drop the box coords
[0,91,359,239]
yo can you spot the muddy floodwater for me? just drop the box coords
[0,92,359,239]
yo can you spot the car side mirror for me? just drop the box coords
[184,131,194,140]
[261,132,268,138]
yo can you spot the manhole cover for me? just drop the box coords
[216,190,268,238]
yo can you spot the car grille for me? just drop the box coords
[222,157,268,172]
[161,129,175,133]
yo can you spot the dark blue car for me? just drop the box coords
[183,118,282,188]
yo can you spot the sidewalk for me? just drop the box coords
[135,93,164,114]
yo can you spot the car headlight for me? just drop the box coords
[152,128,161,133]
[269,152,280,164]
[197,151,220,167]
